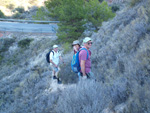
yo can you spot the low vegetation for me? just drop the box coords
[18,38,34,48]
[130,0,141,6]
[0,10,5,18]
[32,7,49,20]
[0,0,150,113]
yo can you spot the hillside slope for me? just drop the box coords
[0,0,150,113]
[0,0,46,16]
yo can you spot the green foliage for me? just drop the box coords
[0,10,5,18]
[12,12,21,19]
[15,7,25,13]
[63,42,71,54]
[0,55,3,63]
[45,0,63,19]
[32,7,48,20]
[46,0,86,43]
[85,1,115,30]
[45,0,115,43]
[18,38,34,48]
[130,0,141,6]
[0,38,15,53]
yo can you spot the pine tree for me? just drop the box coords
[85,0,115,30]
[45,0,64,20]
[57,0,86,42]
[45,0,115,43]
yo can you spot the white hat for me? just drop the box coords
[83,37,92,43]
[53,45,58,49]
[72,40,80,46]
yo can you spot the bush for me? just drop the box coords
[0,10,5,18]
[59,62,78,84]
[85,1,115,30]
[18,38,34,48]
[12,13,21,19]
[54,78,128,113]
[0,38,15,53]
[15,7,25,13]
[62,42,71,54]
[130,0,141,6]
[0,55,3,63]
[111,5,120,12]
[32,7,48,20]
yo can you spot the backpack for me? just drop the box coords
[46,50,54,63]
[71,48,89,73]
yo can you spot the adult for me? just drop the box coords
[72,40,81,80]
[79,37,94,79]
[72,40,81,54]
[49,45,63,83]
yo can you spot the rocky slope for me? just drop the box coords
[0,0,150,113]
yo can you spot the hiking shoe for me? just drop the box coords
[53,76,57,79]
[57,78,62,84]
[82,76,87,80]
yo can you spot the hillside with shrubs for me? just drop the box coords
[0,0,150,113]
[0,0,47,19]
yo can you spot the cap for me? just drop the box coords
[72,40,80,46]
[83,37,92,43]
[53,45,58,49]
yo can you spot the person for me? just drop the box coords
[72,40,81,54]
[72,40,81,80]
[49,45,63,84]
[79,37,95,80]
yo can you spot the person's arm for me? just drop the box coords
[50,59,57,67]
[59,56,64,64]
[80,60,86,76]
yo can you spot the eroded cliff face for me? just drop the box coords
[0,0,150,113]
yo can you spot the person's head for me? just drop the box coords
[83,37,92,49]
[53,45,58,52]
[72,40,80,52]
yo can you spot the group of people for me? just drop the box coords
[49,37,94,84]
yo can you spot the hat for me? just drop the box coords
[72,40,80,46]
[53,45,58,49]
[83,37,92,43]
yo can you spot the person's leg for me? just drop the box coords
[86,72,96,80]
[55,67,62,84]
[50,65,57,79]
[55,67,60,78]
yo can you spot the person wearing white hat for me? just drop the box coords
[49,45,63,84]
[79,37,95,80]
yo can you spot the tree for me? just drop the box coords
[57,0,86,42]
[32,7,48,20]
[0,10,5,18]
[45,0,64,20]
[45,0,115,43]
[85,0,115,30]
[45,0,86,43]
